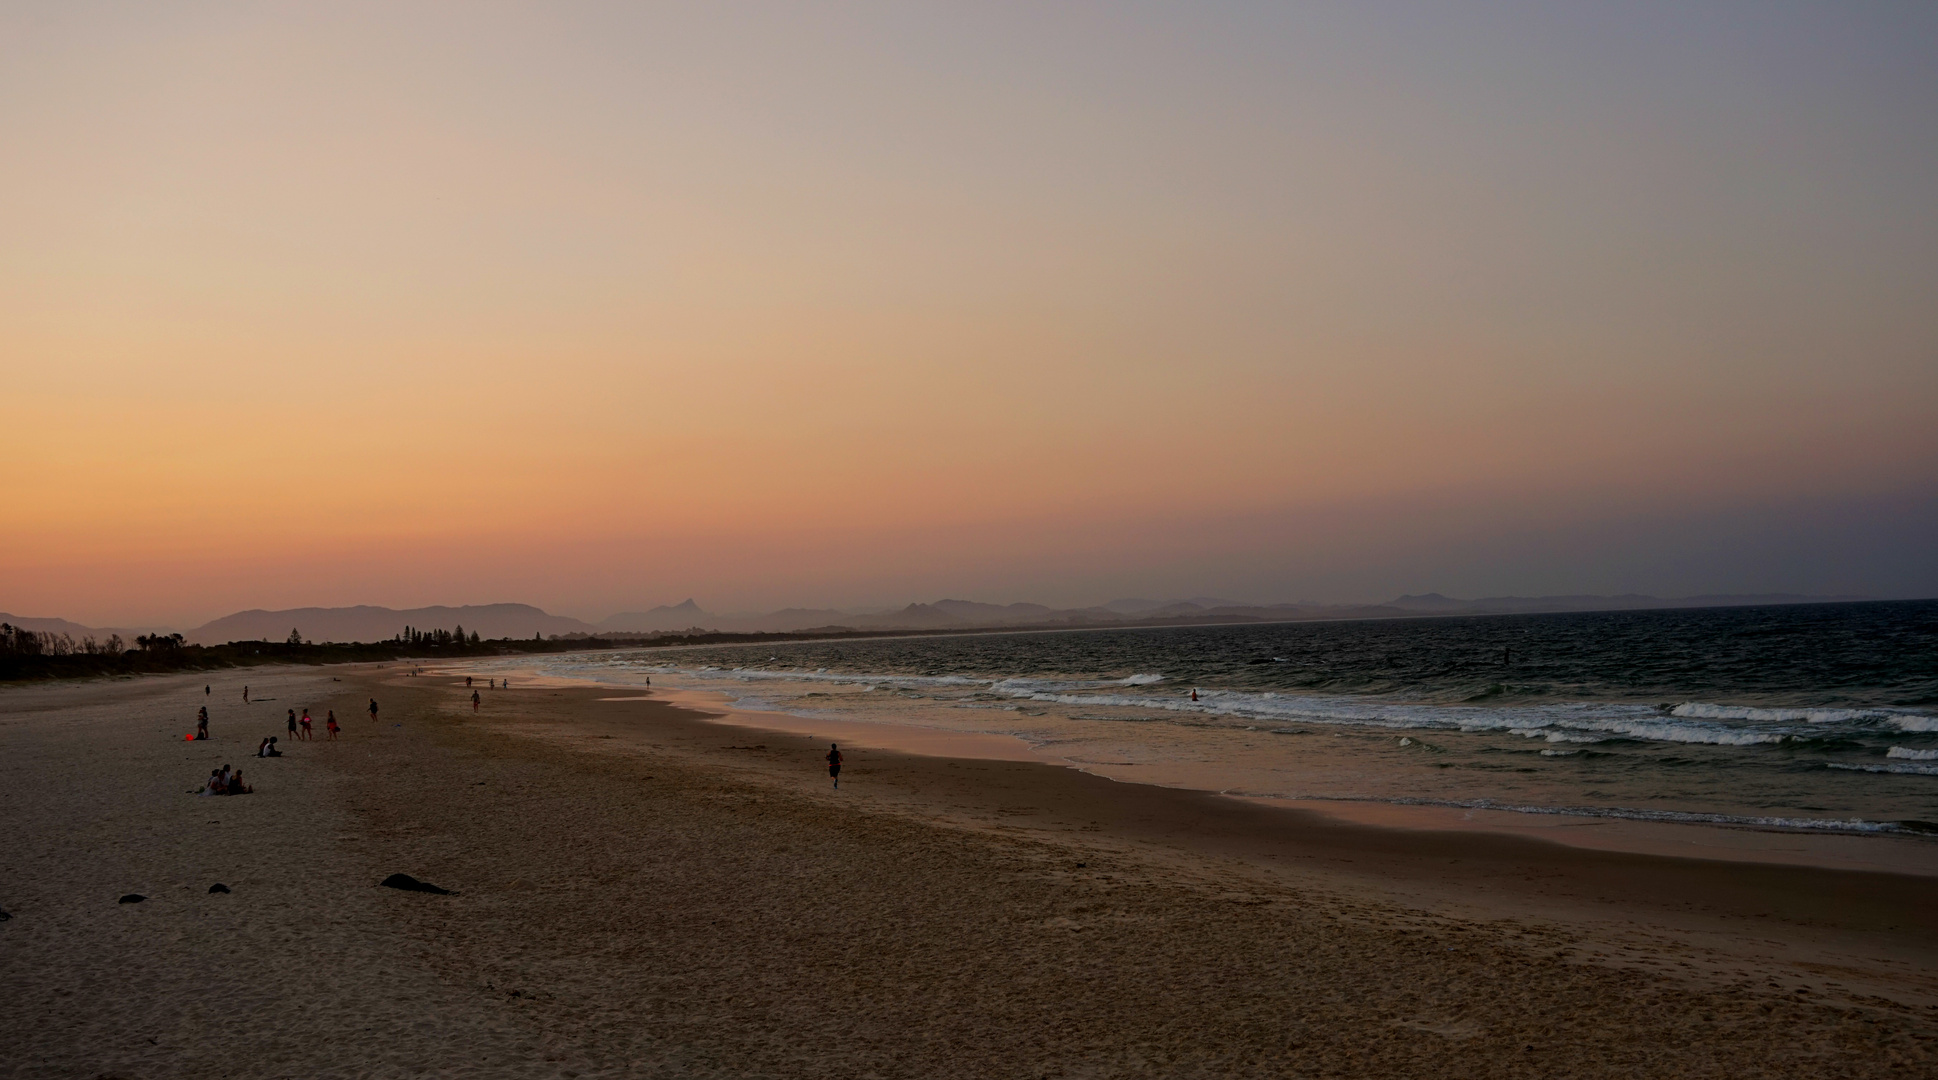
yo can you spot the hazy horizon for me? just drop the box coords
[5,3,1935,628]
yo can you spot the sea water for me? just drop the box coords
[482,600,1938,837]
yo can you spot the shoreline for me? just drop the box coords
[5,663,1935,1076]
[461,660,1938,879]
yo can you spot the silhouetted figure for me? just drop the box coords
[368,698,379,722]
[243,685,250,703]
[287,709,298,740]
[196,707,209,741]
[471,690,481,712]
[827,744,843,789]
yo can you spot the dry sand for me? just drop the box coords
[4,664,1936,1078]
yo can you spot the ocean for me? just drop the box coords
[482,600,1938,837]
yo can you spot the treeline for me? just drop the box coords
[0,620,997,683]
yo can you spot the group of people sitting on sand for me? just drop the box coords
[255,737,283,758]
[197,763,252,796]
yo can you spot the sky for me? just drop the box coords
[3,2,1935,628]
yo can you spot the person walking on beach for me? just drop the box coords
[299,708,314,741]
[471,690,481,712]
[196,707,209,741]
[466,676,473,688]
[368,698,379,722]
[243,685,250,703]
[826,743,843,789]
[287,709,298,740]
[325,710,340,740]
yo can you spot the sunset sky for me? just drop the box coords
[4,2,1935,628]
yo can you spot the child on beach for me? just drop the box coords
[471,690,481,712]
[827,744,843,789]
[196,707,209,741]
[299,709,314,741]
[325,711,340,739]
[287,709,297,740]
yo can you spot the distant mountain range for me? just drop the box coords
[1,591,1883,646]
[184,604,596,645]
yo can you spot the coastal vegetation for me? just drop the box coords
[0,621,974,683]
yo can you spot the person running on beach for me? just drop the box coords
[471,690,481,712]
[826,743,843,789]
[196,707,209,741]
[325,710,340,740]
[466,676,473,688]
[299,709,314,741]
[368,698,379,722]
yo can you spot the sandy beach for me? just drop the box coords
[4,663,1936,1078]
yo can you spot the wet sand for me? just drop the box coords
[3,664,1935,1077]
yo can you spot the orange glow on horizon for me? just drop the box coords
[3,5,1935,626]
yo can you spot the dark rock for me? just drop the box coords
[118,894,146,904]
[379,873,452,895]
[0,907,11,920]
[209,883,231,894]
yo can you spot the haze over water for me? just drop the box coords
[487,601,1938,836]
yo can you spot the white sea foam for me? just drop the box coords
[1518,730,1605,744]
[1670,702,1894,724]
[1888,746,1938,761]
[1893,715,1938,733]
[1235,794,1912,834]
[1828,761,1938,777]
